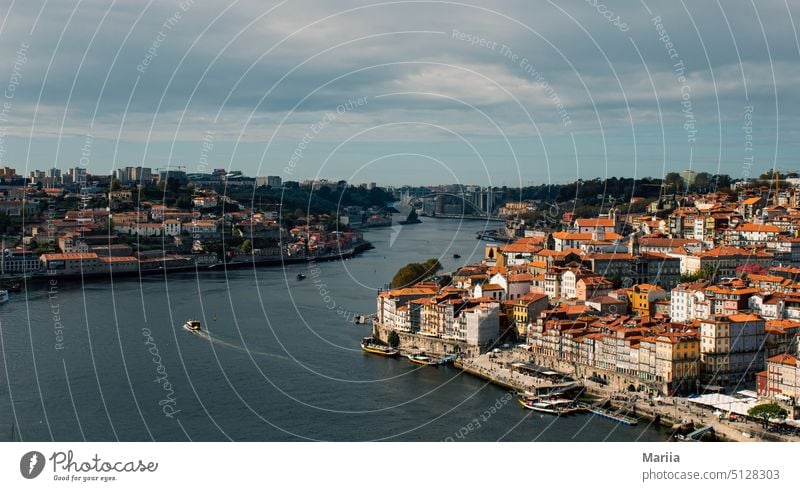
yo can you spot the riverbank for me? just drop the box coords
[0,240,374,285]
[450,348,800,442]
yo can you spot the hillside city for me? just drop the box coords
[375,170,800,428]
[3,162,800,432]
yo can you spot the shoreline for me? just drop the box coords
[1,240,374,285]
[451,350,800,442]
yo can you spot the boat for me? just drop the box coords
[297,273,307,281]
[183,320,202,332]
[0,282,20,292]
[0,290,8,304]
[438,354,457,365]
[360,337,399,357]
[518,397,582,415]
[453,253,461,259]
[407,353,441,366]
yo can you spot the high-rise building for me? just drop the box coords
[129,166,152,183]
[113,168,129,184]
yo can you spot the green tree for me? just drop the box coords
[241,239,252,254]
[111,178,121,191]
[663,172,683,193]
[693,172,712,191]
[391,258,443,288]
[387,331,400,348]
[748,403,787,427]
[679,266,716,283]
[167,177,181,193]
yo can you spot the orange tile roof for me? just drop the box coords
[41,252,98,260]
[98,256,139,263]
[736,223,782,233]
[767,353,797,365]
[727,313,762,322]
[575,218,615,227]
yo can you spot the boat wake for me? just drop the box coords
[189,329,292,362]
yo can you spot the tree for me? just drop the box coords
[175,195,192,210]
[748,402,787,427]
[692,172,712,191]
[167,177,181,193]
[679,266,716,283]
[241,239,252,254]
[387,331,400,348]
[663,172,683,193]
[391,258,443,288]
[111,178,121,191]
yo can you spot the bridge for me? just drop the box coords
[398,188,505,220]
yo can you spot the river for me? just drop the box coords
[0,218,670,441]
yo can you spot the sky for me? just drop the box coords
[0,0,798,186]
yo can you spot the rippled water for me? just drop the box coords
[0,218,669,441]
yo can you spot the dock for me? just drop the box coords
[454,359,518,390]
[584,403,639,426]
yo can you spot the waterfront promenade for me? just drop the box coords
[453,347,800,442]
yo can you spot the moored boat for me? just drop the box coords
[0,290,8,304]
[297,273,307,281]
[183,320,202,332]
[360,337,399,357]
[518,397,582,415]
[406,353,440,366]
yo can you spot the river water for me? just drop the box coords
[0,218,669,441]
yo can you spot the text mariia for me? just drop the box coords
[643,452,680,463]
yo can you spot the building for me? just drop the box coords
[685,246,774,279]
[670,281,709,323]
[375,283,440,332]
[256,176,282,188]
[98,256,139,274]
[510,293,549,337]
[576,276,614,301]
[762,353,799,402]
[40,252,102,276]
[626,284,667,317]
[464,302,500,346]
[654,332,701,394]
[1,249,42,275]
[163,219,182,236]
[699,314,766,386]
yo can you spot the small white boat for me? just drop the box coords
[183,320,202,332]
[519,397,582,415]
[0,290,8,304]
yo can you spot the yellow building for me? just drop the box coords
[655,332,700,393]
[626,283,666,317]
[510,293,549,337]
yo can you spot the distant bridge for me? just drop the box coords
[400,190,502,219]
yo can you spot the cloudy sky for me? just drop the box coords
[0,0,797,186]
